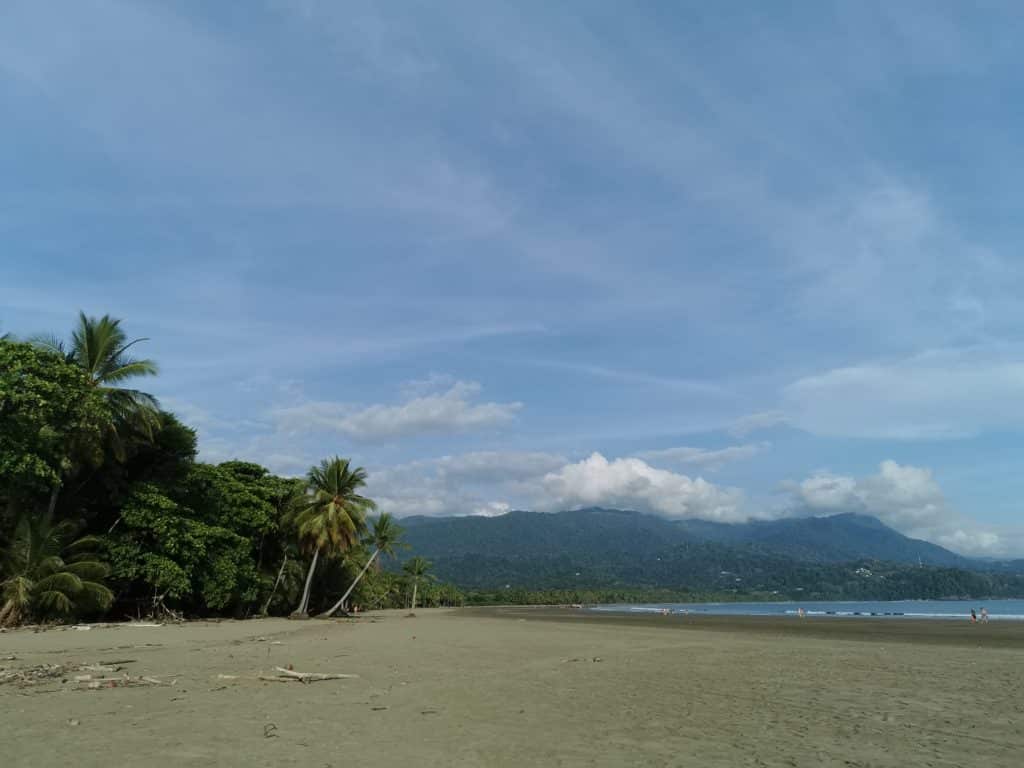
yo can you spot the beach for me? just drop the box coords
[2,608,1022,767]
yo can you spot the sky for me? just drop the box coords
[4,1,1024,556]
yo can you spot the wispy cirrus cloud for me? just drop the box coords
[728,411,789,438]
[783,346,1024,440]
[640,443,766,471]
[273,380,522,440]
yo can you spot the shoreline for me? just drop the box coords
[469,604,1024,648]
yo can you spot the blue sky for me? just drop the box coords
[4,1,1024,555]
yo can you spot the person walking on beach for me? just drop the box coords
[970,608,978,623]
[981,607,989,623]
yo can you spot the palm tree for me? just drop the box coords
[0,512,113,627]
[290,457,375,617]
[403,556,433,614]
[318,512,404,618]
[34,312,161,460]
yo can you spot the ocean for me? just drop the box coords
[590,598,1024,620]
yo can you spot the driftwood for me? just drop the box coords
[0,661,174,690]
[210,667,357,685]
[79,675,173,690]
[258,666,358,684]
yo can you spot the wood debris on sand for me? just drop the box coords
[0,661,174,690]
[257,666,359,684]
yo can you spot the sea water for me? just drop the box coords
[590,598,1024,620]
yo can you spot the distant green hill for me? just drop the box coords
[674,512,972,567]
[397,508,1024,599]
[400,507,971,567]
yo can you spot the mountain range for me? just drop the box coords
[396,508,1024,596]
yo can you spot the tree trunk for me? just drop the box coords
[46,482,61,519]
[318,549,379,618]
[293,549,319,617]
[261,554,288,616]
[410,581,418,612]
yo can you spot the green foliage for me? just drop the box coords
[105,479,267,613]
[0,340,109,501]
[368,512,404,561]
[292,457,375,554]
[34,312,161,460]
[0,511,113,626]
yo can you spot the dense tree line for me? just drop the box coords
[426,548,1024,602]
[0,314,461,626]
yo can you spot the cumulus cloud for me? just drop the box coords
[783,347,1024,440]
[541,452,747,522]
[789,460,1007,555]
[640,443,764,471]
[366,450,749,522]
[273,380,522,440]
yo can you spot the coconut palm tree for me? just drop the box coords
[0,512,113,627]
[318,512,404,618]
[403,556,433,614]
[290,457,375,617]
[34,312,161,460]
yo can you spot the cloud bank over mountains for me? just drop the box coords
[362,447,1013,557]
[182,372,1017,557]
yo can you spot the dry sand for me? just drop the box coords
[2,607,1023,767]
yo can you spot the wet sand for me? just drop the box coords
[2,608,1022,767]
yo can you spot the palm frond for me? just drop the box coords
[1,575,33,608]
[77,581,114,611]
[34,572,84,595]
[35,555,67,578]
[35,590,74,615]
[28,333,70,360]
[64,560,110,581]
[100,359,159,384]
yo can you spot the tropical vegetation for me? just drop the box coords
[0,314,463,626]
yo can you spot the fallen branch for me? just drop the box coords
[268,666,358,683]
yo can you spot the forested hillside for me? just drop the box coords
[400,508,1024,600]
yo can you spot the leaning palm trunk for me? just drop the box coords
[318,549,379,618]
[293,549,320,616]
[47,482,61,517]
[410,581,418,613]
[260,554,288,616]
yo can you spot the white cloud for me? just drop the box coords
[784,347,1024,439]
[729,411,789,437]
[427,451,568,485]
[367,449,749,522]
[273,380,522,440]
[640,443,764,471]
[367,450,565,518]
[789,460,1009,556]
[541,452,747,522]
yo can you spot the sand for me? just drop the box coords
[2,607,1023,767]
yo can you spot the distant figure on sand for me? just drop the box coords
[970,609,978,623]
[798,608,806,619]
[981,607,989,623]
